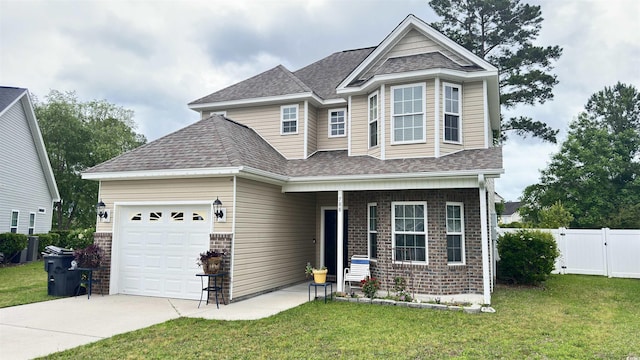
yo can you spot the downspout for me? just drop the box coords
[337,190,345,291]
[229,175,237,300]
[478,174,491,305]
[434,77,440,158]
[380,85,386,160]
[304,101,309,158]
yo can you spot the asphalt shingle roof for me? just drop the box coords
[371,52,483,77]
[86,115,502,179]
[189,65,311,105]
[0,86,26,112]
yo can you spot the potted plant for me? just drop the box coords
[73,244,103,268]
[197,249,227,274]
[305,262,328,284]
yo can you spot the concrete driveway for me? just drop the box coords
[0,283,311,359]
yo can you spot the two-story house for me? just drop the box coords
[83,15,502,304]
[0,87,60,237]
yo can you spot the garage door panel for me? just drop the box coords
[117,205,211,300]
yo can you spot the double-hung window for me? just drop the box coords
[281,105,298,134]
[368,92,379,148]
[392,202,427,263]
[328,108,346,137]
[368,203,377,259]
[28,213,36,235]
[446,202,465,264]
[443,83,462,143]
[10,211,19,233]
[392,83,425,144]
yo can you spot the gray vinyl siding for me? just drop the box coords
[0,100,54,234]
[233,177,316,299]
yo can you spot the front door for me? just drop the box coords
[324,209,348,277]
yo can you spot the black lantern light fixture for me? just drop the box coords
[213,197,224,219]
[96,200,108,220]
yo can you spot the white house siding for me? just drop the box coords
[0,100,54,234]
[226,103,305,159]
[233,177,316,299]
[97,177,234,233]
[316,107,348,151]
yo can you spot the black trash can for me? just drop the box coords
[27,236,39,262]
[44,254,81,296]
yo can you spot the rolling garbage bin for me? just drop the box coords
[43,253,80,296]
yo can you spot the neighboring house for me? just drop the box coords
[500,201,522,224]
[82,15,503,304]
[0,86,60,235]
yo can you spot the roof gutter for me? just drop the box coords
[81,167,243,181]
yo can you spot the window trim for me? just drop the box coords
[10,210,19,233]
[446,202,466,265]
[368,92,379,148]
[327,108,347,138]
[443,82,462,144]
[367,202,378,260]
[390,82,427,145]
[28,212,36,235]
[280,104,299,135]
[392,201,428,265]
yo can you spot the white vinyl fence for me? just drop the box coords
[496,228,640,279]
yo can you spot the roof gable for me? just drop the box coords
[0,86,60,202]
[337,14,498,91]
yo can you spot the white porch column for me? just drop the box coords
[337,190,344,291]
[478,174,491,305]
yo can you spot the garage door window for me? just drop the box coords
[130,213,142,221]
[171,212,184,221]
[150,212,162,221]
[193,212,205,221]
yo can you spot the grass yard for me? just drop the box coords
[0,260,56,308]
[35,274,639,359]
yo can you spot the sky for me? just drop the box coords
[1,0,638,201]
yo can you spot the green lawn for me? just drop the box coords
[0,260,58,307]
[32,274,638,359]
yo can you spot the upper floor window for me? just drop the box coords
[328,108,346,137]
[368,92,379,148]
[10,211,19,233]
[28,213,36,235]
[281,105,298,135]
[444,83,462,143]
[446,202,465,264]
[391,83,425,144]
[392,202,427,263]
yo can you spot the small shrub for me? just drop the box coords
[497,229,560,285]
[393,276,412,302]
[0,233,28,262]
[360,276,380,299]
[74,244,103,268]
[36,232,62,254]
[65,228,94,250]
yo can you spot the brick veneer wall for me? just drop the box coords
[93,232,112,295]
[347,189,483,296]
[209,233,233,304]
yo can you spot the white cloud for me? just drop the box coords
[0,0,637,201]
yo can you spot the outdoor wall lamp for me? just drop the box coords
[213,197,225,219]
[96,200,110,222]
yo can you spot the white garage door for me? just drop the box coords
[116,205,210,300]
